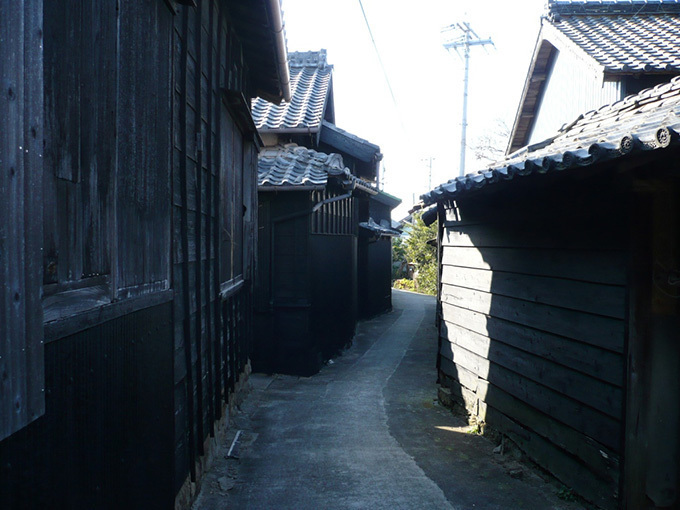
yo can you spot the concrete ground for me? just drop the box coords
[193,290,585,510]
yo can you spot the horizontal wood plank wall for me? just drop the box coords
[438,183,627,508]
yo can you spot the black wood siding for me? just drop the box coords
[172,2,257,491]
[254,189,358,375]
[437,176,627,508]
[0,0,45,441]
[3,0,262,505]
[0,303,174,509]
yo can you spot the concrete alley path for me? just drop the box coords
[193,290,585,510]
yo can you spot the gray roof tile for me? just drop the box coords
[320,121,382,163]
[422,75,680,205]
[258,144,349,188]
[252,50,332,131]
[359,218,402,237]
[550,1,680,72]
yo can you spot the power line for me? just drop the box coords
[357,0,402,125]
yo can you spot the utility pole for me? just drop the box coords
[421,156,435,191]
[442,22,493,177]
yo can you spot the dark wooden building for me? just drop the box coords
[251,51,400,375]
[0,1,289,508]
[318,121,402,319]
[421,77,680,509]
[253,145,374,375]
[357,192,402,319]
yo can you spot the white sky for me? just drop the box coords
[281,0,548,218]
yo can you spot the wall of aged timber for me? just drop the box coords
[0,303,174,509]
[437,172,628,508]
[171,2,257,493]
[358,197,395,319]
[0,0,45,441]
[254,189,357,375]
[2,1,262,507]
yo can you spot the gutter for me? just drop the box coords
[267,0,291,102]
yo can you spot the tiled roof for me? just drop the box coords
[258,144,349,188]
[320,121,382,163]
[421,76,680,205]
[550,1,680,16]
[508,0,680,154]
[549,1,680,73]
[252,50,333,131]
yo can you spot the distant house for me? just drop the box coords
[421,77,680,509]
[509,0,680,153]
[251,50,400,375]
[0,2,288,508]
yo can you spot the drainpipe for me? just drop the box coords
[267,0,291,102]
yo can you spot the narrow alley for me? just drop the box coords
[193,290,585,510]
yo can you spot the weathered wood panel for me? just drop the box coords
[441,283,624,352]
[440,340,621,450]
[437,181,628,507]
[43,0,117,288]
[441,246,626,285]
[440,320,623,417]
[440,302,623,385]
[172,1,256,492]
[0,0,45,441]
[441,265,625,319]
[116,0,172,292]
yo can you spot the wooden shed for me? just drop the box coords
[421,77,680,509]
[0,1,288,508]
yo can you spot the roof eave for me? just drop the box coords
[259,184,327,192]
[258,126,322,134]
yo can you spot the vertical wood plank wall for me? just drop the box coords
[172,2,256,491]
[1,0,260,505]
[0,0,45,441]
[438,179,627,508]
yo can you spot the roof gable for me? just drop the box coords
[508,0,680,153]
[422,76,680,206]
[252,50,333,132]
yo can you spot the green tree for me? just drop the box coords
[394,212,438,295]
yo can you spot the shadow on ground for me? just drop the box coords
[192,290,586,510]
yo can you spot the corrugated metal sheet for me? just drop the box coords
[423,75,680,205]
